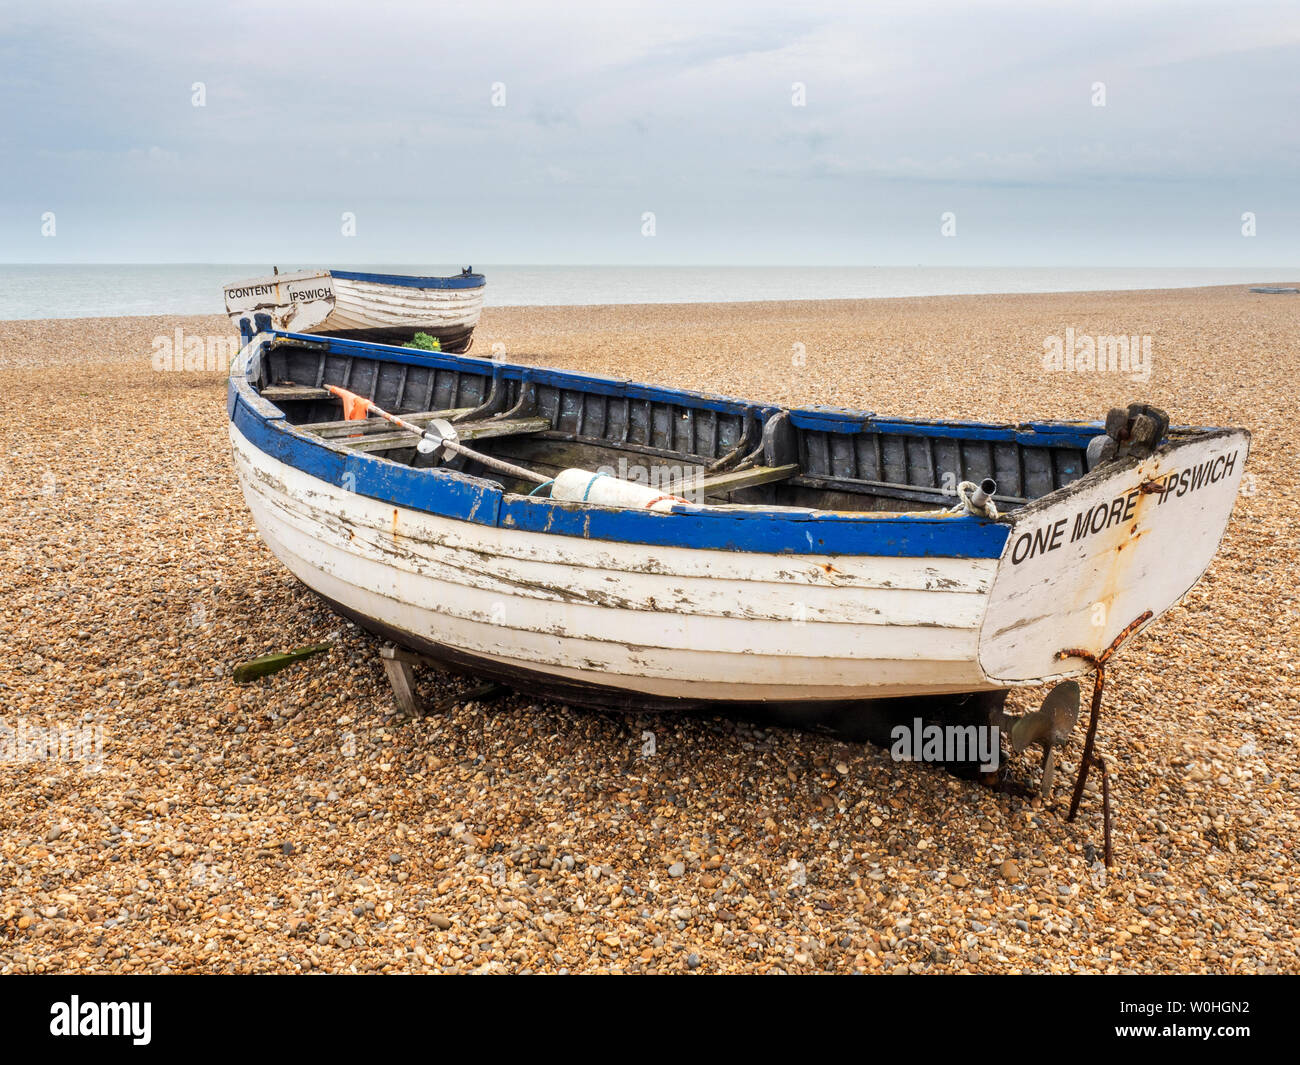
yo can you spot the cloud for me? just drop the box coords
[1,0,1298,262]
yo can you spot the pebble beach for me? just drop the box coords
[0,283,1296,974]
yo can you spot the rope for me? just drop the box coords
[945,480,999,519]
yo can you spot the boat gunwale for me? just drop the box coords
[224,270,486,295]
[227,329,1238,560]
[329,269,486,291]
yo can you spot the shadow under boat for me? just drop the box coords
[323,588,1012,779]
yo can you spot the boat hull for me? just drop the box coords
[231,421,1002,704]
[226,330,1249,711]
[321,273,484,352]
[224,270,485,352]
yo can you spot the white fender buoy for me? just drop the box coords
[551,469,689,512]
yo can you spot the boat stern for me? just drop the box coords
[978,427,1250,685]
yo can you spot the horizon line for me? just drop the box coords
[2,261,1299,270]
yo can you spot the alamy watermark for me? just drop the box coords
[1042,328,1152,382]
[50,996,150,1045]
[890,718,1000,772]
[152,327,240,372]
[594,458,707,504]
[1,716,103,771]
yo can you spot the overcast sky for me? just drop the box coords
[2,0,1297,264]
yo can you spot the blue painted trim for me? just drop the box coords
[789,407,1099,447]
[867,418,1098,448]
[229,334,1010,558]
[235,329,1243,557]
[496,494,1010,557]
[273,332,759,415]
[329,270,485,290]
[233,398,504,526]
[232,395,1005,557]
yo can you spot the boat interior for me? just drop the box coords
[250,335,1104,514]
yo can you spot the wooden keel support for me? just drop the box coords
[379,645,429,717]
[378,644,511,718]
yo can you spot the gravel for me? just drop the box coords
[0,285,1296,973]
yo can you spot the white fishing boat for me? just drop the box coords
[223,268,485,352]
[226,326,1250,720]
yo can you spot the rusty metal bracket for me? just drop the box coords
[1055,608,1152,866]
[1095,754,1112,866]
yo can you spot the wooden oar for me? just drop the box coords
[325,385,548,484]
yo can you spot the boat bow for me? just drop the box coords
[978,428,1250,684]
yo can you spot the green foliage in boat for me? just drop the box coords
[403,332,442,351]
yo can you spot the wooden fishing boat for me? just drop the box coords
[223,268,485,352]
[227,324,1249,715]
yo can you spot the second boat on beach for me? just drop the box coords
[223,267,486,352]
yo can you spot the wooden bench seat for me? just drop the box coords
[304,407,476,437]
[664,463,799,497]
[260,385,333,403]
[339,416,553,454]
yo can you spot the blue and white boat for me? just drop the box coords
[223,268,485,352]
[227,325,1249,713]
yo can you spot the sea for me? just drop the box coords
[0,264,1293,321]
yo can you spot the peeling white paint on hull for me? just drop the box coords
[326,275,484,337]
[231,423,1000,702]
[230,392,1248,706]
[223,270,485,349]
